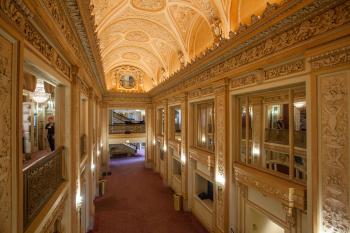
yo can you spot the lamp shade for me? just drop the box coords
[32,79,50,103]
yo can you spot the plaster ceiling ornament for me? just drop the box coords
[122,52,141,60]
[111,65,145,92]
[125,31,150,42]
[131,0,166,11]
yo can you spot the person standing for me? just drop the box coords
[45,116,55,151]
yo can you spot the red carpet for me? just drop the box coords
[92,156,209,233]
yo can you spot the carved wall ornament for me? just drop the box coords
[40,192,68,233]
[310,46,350,71]
[264,59,305,80]
[320,75,350,233]
[55,55,71,80]
[0,56,8,80]
[0,31,14,233]
[131,0,166,12]
[111,65,145,93]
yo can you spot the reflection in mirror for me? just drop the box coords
[195,101,214,151]
[265,103,289,145]
[294,100,306,148]
[174,107,181,141]
[265,150,290,176]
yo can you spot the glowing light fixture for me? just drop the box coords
[32,79,50,103]
[75,192,83,208]
[163,144,167,152]
[201,135,206,143]
[91,163,96,171]
[152,139,156,145]
[216,174,225,186]
[294,101,306,109]
[181,154,186,164]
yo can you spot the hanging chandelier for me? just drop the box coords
[32,79,50,103]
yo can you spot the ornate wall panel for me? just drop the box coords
[0,27,18,233]
[319,73,350,233]
[214,84,227,232]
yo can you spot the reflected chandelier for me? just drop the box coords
[32,79,50,103]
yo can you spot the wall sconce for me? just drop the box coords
[294,101,306,109]
[75,192,83,209]
[97,149,101,157]
[152,139,156,145]
[216,174,225,186]
[201,135,206,143]
[252,146,260,157]
[91,163,96,171]
[163,144,167,152]
[181,154,186,164]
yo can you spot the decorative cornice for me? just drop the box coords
[64,0,105,91]
[310,46,350,71]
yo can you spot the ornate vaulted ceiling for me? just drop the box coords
[91,0,283,92]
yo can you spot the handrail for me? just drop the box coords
[109,123,145,134]
[23,147,65,229]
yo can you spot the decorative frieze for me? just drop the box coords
[319,74,350,233]
[265,59,305,80]
[233,163,306,211]
[188,86,214,99]
[230,71,264,90]
[24,21,54,62]
[310,46,350,71]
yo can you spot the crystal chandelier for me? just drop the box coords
[32,79,50,103]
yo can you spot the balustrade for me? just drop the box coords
[23,147,65,229]
[109,123,145,134]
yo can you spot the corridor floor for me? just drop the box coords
[92,156,209,233]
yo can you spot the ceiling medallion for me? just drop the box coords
[125,31,150,42]
[122,52,141,60]
[131,0,166,12]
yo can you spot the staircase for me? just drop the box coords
[110,144,137,157]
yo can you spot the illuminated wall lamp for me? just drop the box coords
[163,144,167,152]
[75,192,83,208]
[216,174,225,186]
[181,154,186,164]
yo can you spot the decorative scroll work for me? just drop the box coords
[265,59,305,80]
[310,46,350,71]
[320,75,350,233]
[0,31,14,233]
